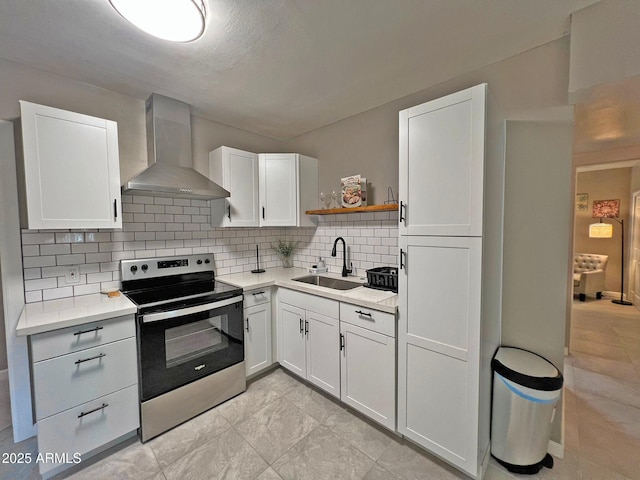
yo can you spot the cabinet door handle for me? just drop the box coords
[252,291,265,296]
[78,403,108,419]
[340,333,345,351]
[74,353,106,365]
[399,201,406,224]
[400,249,406,270]
[245,318,249,332]
[227,205,231,221]
[113,199,118,220]
[262,207,265,220]
[304,320,309,335]
[73,326,103,336]
[355,310,372,318]
[299,318,303,333]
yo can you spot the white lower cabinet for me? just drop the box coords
[243,288,273,376]
[277,289,340,398]
[29,315,139,478]
[277,288,397,428]
[339,304,396,430]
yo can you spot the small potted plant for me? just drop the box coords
[272,238,299,268]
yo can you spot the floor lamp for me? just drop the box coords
[589,217,632,306]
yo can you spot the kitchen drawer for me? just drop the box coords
[37,384,139,476]
[279,288,339,318]
[30,314,135,362]
[33,337,138,420]
[339,303,396,338]
[243,287,271,308]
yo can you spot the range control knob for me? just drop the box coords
[141,264,148,272]
[197,259,203,265]
[130,265,138,273]
[204,258,211,264]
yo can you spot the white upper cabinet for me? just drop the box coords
[20,101,122,229]
[210,150,318,227]
[399,84,486,237]
[259,153,318,227]
[209,146,259,227]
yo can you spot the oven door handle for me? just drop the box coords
[140,295,243,324]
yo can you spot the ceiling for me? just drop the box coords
[0,0,600,140]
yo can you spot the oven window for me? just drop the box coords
[165,315,229,368]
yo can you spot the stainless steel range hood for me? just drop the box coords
[122,94,230,200]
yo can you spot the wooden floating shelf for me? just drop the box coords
[306,204,399,215]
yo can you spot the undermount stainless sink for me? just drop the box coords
[292,275,361,291]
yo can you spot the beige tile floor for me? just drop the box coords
[1,298,638,479]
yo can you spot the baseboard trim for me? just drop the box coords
[548,439,564,459]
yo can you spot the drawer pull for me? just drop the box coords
[78,403,108,419]
[245,318,250,332]
[74,353,106,365]
[252,291,265,296]
[299,318,303,333]
[73,326,104,336]
[355,310,373,318]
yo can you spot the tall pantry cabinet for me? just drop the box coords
[397,84,504,479]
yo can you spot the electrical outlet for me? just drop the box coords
[66,265,80,285]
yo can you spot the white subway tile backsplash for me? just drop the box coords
[144,204,165,214]
[87,272,113,284]
[134,232,156,241]
[57,254,86,266]
[24,278,57,291]
[111,251,135,262]
[21,196,398,302]
[42,286,73,301]
[23,256,56,268]
[25,291,43,303]
[24,268,41,280]
[71,243,99,254]
[22,245,40,256]
[85,232,111,243]
[99,242,124,252]
[123,203,145,213]
[80,264,100,274]
[133,196,154,204]
[22,233,55,245]
[73,283,101,296]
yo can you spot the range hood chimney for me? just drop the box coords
[122,94,230,199]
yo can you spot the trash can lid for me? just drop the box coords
[492,347,563,391]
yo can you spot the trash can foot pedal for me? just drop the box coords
[541,453,554,469]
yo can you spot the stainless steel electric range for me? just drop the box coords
[120,254,245,442]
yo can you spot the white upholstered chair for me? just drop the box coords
[574,253,608,301]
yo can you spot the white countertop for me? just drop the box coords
[218,267,398,314]
[16,293,137,336]
[16,268,396,337]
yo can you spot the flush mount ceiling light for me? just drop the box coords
[109,0,206,42]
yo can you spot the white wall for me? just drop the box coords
[286,37,573,204]
[569,0,640,97]
[502,121,574,443]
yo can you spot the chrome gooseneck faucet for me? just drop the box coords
[331,237,352,277]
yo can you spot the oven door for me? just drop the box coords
[137,296,244,402]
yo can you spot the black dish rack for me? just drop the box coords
[364,266,398,293]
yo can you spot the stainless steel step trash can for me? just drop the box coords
[491,347,563,475]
